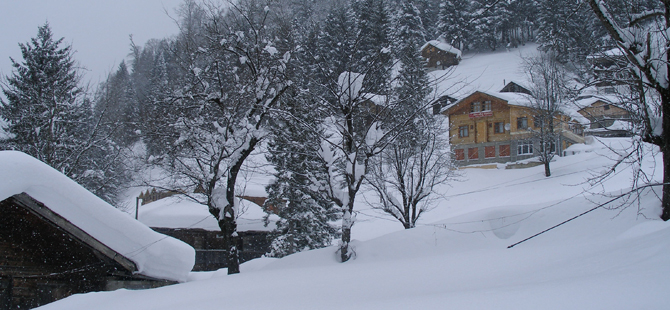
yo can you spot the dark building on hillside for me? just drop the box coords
[421,40,462,69]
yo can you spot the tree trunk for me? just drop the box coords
[220,216,240,274]
[544,161,551,177]
[661,90,670,221]
[340,225,351,262]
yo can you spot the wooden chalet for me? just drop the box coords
[443,91,585,166]
[576,95,631,137]
[0,152,194,310]
[421,40,462,69]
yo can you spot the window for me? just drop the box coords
[517,117,528,130]
[517,140,534,155]
[485,146,496,158]
[482,100,492,111]
[468,147,479,160]
[471,102,481,113]
[494,122,505,133]
[454,149,465,160]
[499,144,510,157]
[603,104,610,110]
[533,116,542,128]
[540,140,556,154]
[459,125,469,138]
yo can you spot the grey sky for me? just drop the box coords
[1,0,184,87]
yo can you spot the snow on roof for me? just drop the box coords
[586,47,624,59]
[574,94,622,110]
[360,92,387,106]
[0,151,195,282]
[422,40,462,58]
[139,195,278,232]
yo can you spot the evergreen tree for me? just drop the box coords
[1,23,89,169]
[264,100,340,257]
[437,0,472,50]
[536,0,606,62]
[0,23,128,204]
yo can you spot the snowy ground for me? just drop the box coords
[37,137,670,310]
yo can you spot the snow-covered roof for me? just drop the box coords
[586,47,624,59]
[574,94,622,110]
[360,92,387,106]
[422,40,462,58]
[139,195,278,232]
[0,151,195,282]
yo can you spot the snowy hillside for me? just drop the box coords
[431,43,540,99]
[37,137,670,310]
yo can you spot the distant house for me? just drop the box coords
[575,95,631,137]
[0,152,194,309]
[500,81,532,95]
[421,40,462,69]
[443,91,585,165]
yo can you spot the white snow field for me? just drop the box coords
[0,151,195,282]
[37,137,670,310]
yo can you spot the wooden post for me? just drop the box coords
[135,197,140,220]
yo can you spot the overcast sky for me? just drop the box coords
[1,0,184,87]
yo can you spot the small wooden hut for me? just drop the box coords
[421,40,462,69]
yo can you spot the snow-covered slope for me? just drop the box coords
[37,137,670,309]
[0,151,195,282]
[431,43,540,99]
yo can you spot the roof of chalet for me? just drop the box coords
[443,91,591,125]
[574,94,622,111]
[0,151,195,282]
[500,80,532,94]
[421,40,462,58]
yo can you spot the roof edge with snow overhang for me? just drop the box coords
[0,151,195,282]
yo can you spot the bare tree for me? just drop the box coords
[523,52,576,177]
[588,0,670,220]
[366,118,455,229]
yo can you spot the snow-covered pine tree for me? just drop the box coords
[437,0,472,50]
[0,23,128,204]
[536,0,606,62]
[264,97,339,257]
[94,61,139,147]
[351,0,393,94]
[1,23,89,170]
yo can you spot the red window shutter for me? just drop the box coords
[468,147,479,160]
[499,144,510,157]
[454,149,465,160]
[485,146,495,158]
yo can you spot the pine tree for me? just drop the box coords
[0,23,127,204]
[1,23,88,168]
[437,0,472,50]
[264,100,340,257]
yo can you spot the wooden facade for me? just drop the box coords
[577,97,631,136]
[444,91,584,165]
[0,194,172,310]
[421,41,461,69]
[151,228,271,271]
